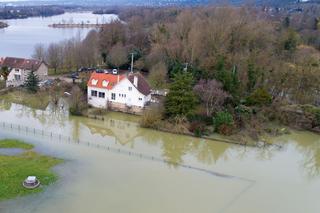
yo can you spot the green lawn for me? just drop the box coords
[0,139,63,201]
[0,139,34,149]
[0,89,50,110]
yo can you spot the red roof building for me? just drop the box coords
[87,72,152,111]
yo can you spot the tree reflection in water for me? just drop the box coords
[267,131,320,178]
[1,100,320,178]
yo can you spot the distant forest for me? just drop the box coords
[0,6,64,20]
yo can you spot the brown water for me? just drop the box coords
[0,101,319,213]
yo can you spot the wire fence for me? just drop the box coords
[0,121,255,183]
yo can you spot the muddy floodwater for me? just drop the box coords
[0,101,320,213]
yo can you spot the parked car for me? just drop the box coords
[39,79,54,87]
[96,69,104,73]
[112,69,118,75]
[78,67,88,72]
[69,72,79,79]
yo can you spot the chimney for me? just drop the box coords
[117,74,120,83]
[133,75,138,87]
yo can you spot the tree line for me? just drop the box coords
[34,5,320,137]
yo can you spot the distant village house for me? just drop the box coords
[87,71,151,113]
[0,57,48,87]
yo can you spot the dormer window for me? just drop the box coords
[91,79,98,86]
[102,80,109,88]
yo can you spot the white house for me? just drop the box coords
[87,72,151,113]
[0,57,48,87]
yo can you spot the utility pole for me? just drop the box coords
[130,53,134,73]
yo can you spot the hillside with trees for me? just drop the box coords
[37,5,320,141]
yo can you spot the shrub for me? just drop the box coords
[246,88,272,106]
[213,111,234,134]
[140,106,163,128]
[217,124,233,136]
[69,86,87,116]
[188,121,207,137]
[315,111,320,126]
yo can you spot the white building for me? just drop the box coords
[0,57,48,87]
[87,72,151,113]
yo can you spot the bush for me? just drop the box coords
[213,111,234,134]
[68,86,87,116]
[246,88,272,106]
[315,111,320,126]
[188,121,207,137]
[140,106,163,128]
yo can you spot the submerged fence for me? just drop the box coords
[0,121,255,183]
[0,121,257,213]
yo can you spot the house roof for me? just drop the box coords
[87,72,151,96]
[0,57,44,70]
[128,73,151,96]
[87,72,126,90]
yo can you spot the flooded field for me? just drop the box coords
[0,101,319,213]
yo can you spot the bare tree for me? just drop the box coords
[46,43,61,74]
[32,43,46,61]
[108,43,128,68]
[148,62,167,89]
[194,79,230,116]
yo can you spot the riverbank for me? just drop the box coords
[0,139,63,201]
[0,86,316,148]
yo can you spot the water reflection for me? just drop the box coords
[1,100,320,178]
[268,132,320,178]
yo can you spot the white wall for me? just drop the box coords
[35,63,48,80]
[6,68,24,87]
[109,78,148,108]
[87,77,150,109]
[87,86,109,108]
[6,62,48,87]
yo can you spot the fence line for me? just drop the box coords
[0,121,255,183]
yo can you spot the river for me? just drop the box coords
[0,101,319,212]
[0,12,118,58]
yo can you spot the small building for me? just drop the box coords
[87,72,151,113]
[0,57,48,87]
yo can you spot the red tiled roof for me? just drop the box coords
[128,73,151,96]
[1,57,43,70]
[87,72,151,96]
[87,72,126,90]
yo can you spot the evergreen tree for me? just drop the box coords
[24,71,39,93]
[247,61,257,93]
[0,66,10,80]
[284,16,290,28]
[283,29,300,53]
[164,72,197,117]
[215,57,232,94]
[231,65,240,99]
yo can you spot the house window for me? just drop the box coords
[15,69,19,72]
[139,98,143,101]
[128,87,132,91]
[99,92,105,98]
[91,90,97,97]
[14,74,21,81]
[111,93,116,100]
